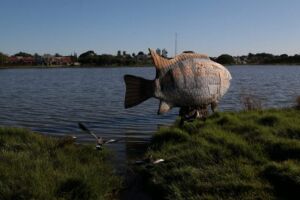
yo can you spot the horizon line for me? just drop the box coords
[1,50,300,58]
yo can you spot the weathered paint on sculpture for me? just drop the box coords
[124,48,232,121]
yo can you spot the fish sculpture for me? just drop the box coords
[124,49,232,121]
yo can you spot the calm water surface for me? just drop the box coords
[1,65,300,161]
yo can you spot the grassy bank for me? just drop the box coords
[0,127,122,200]
[142,108,300,199]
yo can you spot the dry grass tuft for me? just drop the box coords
[240,93,262,111]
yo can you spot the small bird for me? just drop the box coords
[134,155,165,167]
[71,135,77,139]
[78,122,119,150]
[152,159,164,164]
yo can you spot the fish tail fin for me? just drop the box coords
[124,75,154,108]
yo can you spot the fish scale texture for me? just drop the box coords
[153,51,231,107]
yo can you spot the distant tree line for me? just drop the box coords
[212,53,300,65]
[0,52,9,65]
[0,52,77,66]
[2,50,300,66]
[244,53,300,64]
[78,50,300,66]
[78,50,153,66]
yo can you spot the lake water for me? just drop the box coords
[1,65,300,161]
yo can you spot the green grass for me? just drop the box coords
[0,127,122,200]
[142,108,300,199]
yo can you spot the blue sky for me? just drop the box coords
[1,0,300,56]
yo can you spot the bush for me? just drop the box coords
[216,54,235,64]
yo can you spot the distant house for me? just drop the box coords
[43,55,72,66]
[59,56,72,65]
[8,56,19,64]
[22,57,35,65]
[8,56,34,65]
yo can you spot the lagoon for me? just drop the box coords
[1,65,300,159]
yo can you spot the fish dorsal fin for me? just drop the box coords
[175,52,210,61]
[149,49,172,74]
[149,48,210,77]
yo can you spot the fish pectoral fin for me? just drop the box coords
[157,101,172,115]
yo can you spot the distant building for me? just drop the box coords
[8,56,34,65]
[22,57,35,65]
[8,56,19,64]
[42,54,73,66]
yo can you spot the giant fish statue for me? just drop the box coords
[124,49,232,122]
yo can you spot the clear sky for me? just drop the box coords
[1,0,300,57]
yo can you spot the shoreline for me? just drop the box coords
[0,65,154,69]
[1,107,300,199]
[1,63,300,70]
